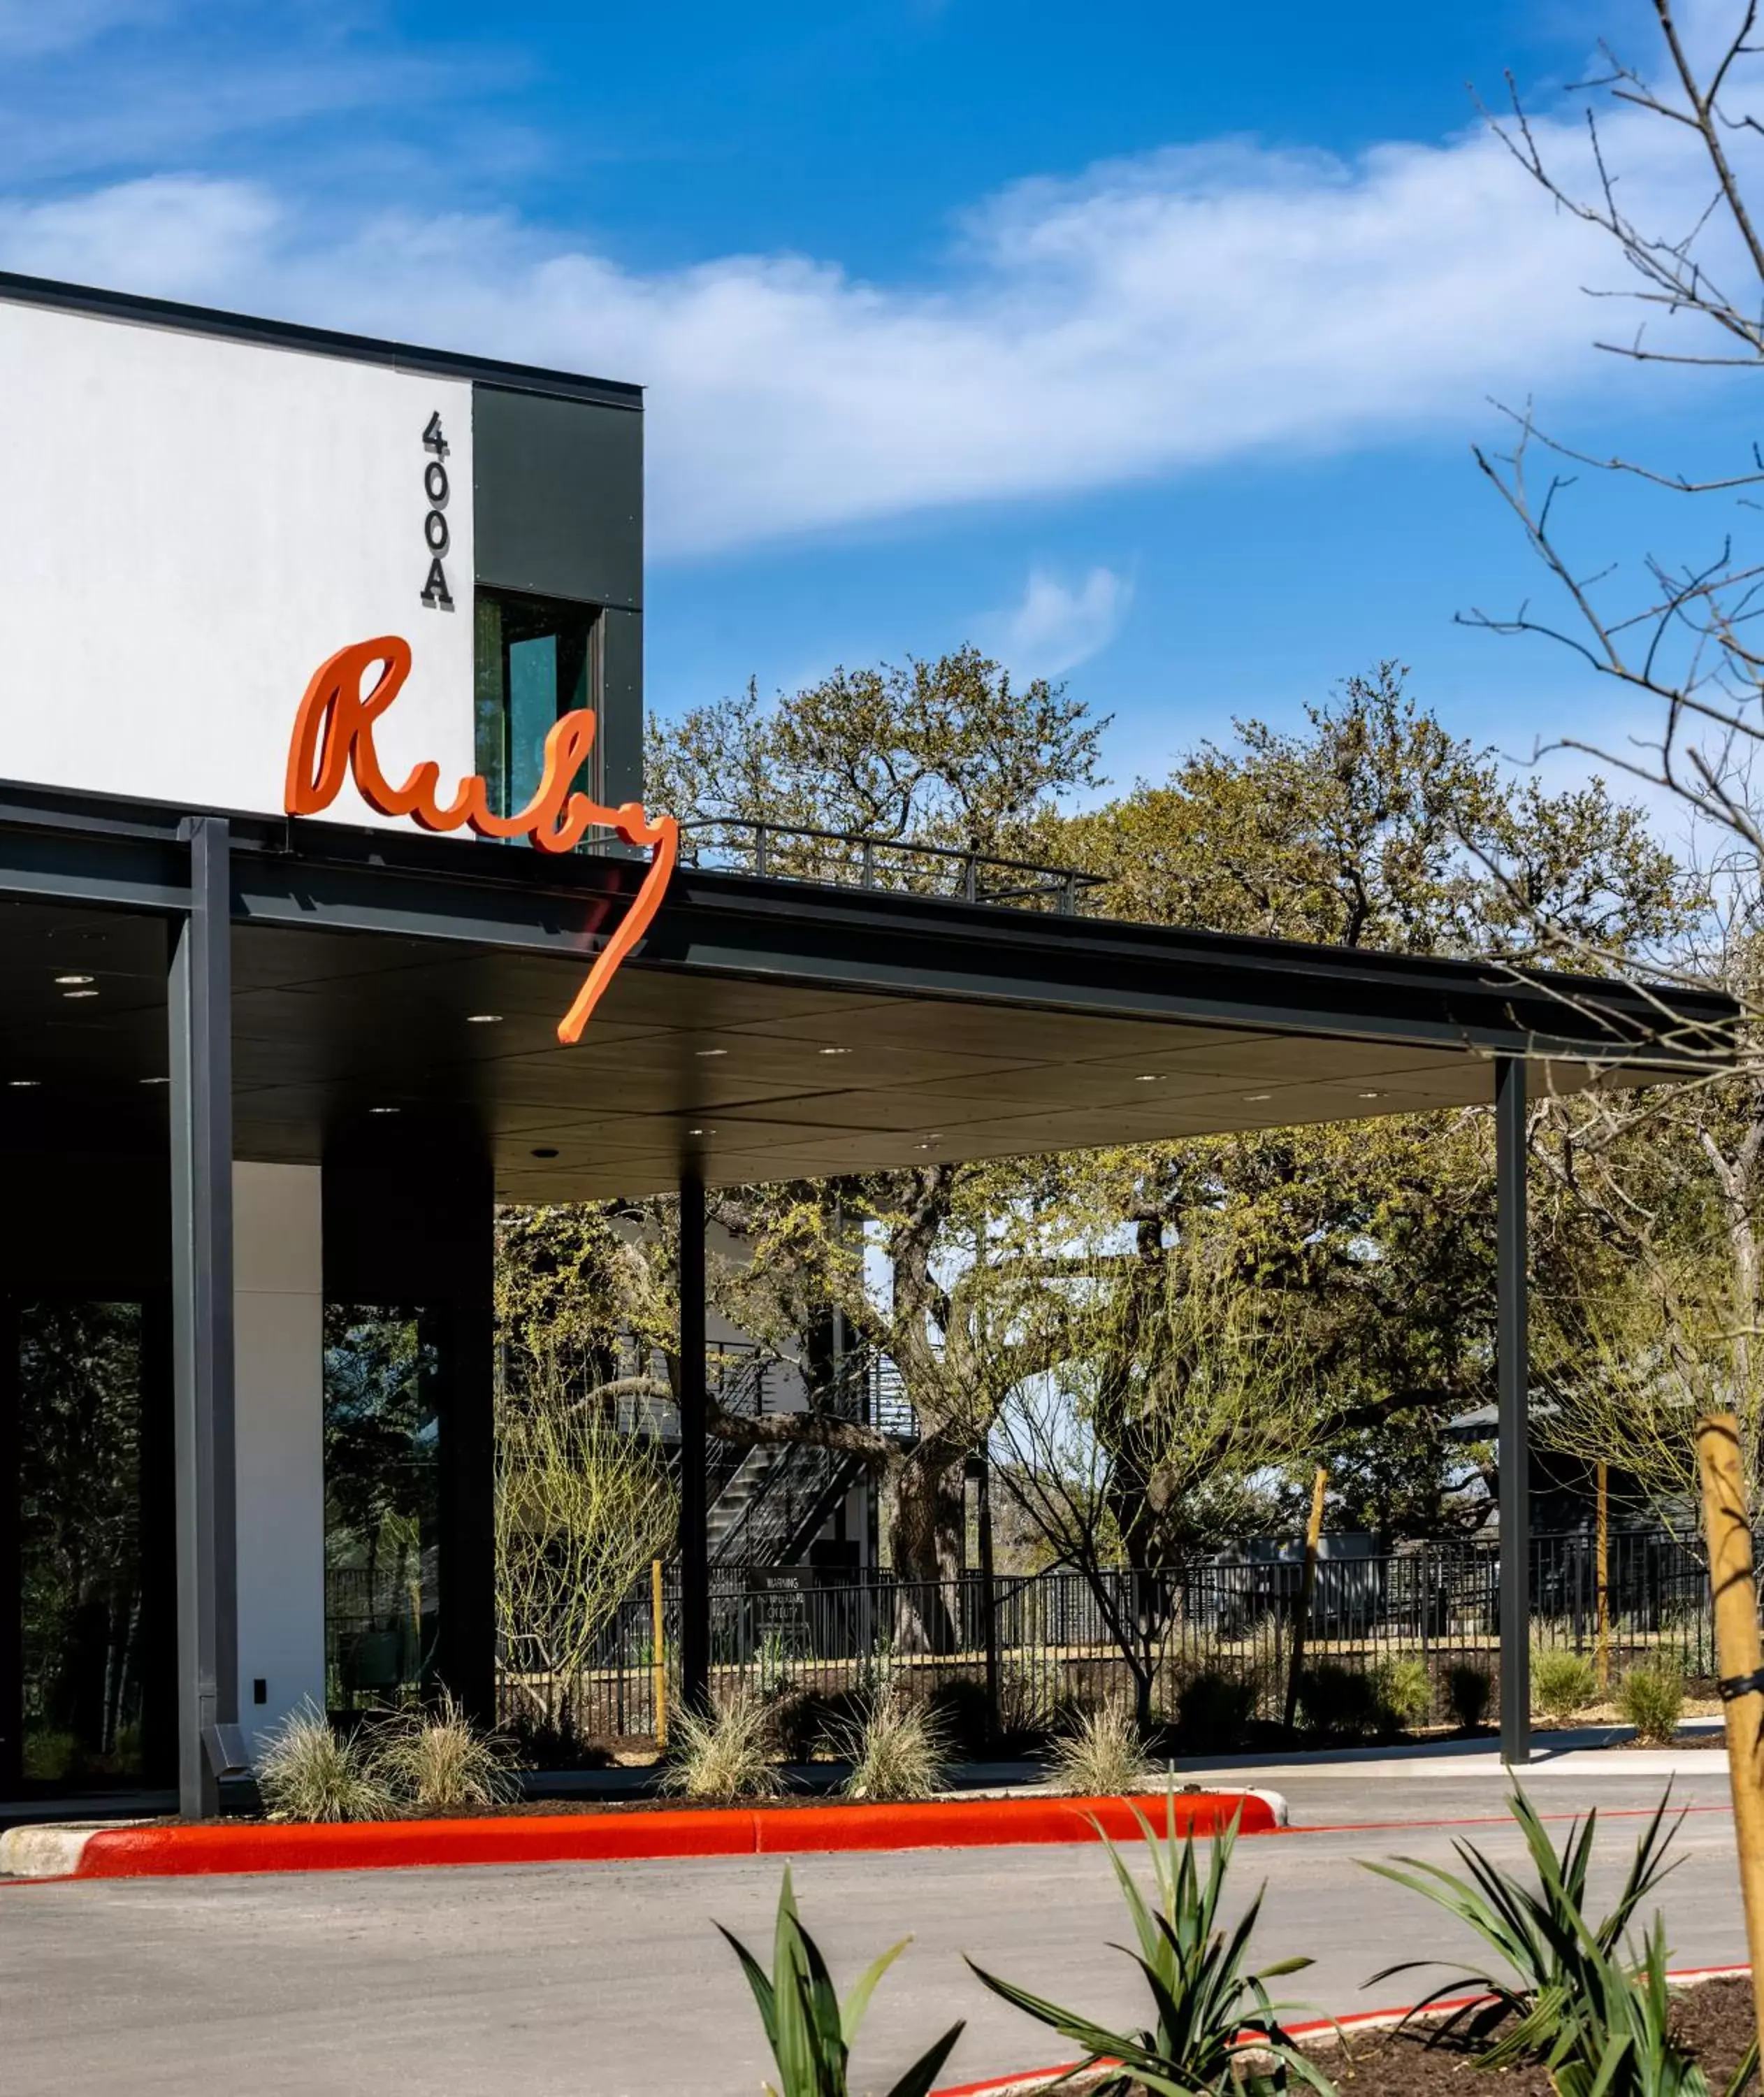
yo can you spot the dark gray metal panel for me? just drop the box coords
[1496,1055,1531,1766]
[168,819,238,1817]
[600,605,644,807]
[473,386,643,611]
[679,1173,710,1713]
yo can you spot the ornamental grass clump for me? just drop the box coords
[967,1794,1333,2097]
[370,1693,521,1813]
[1532,1648,1599,1725]
[1372,1655,1433,1731]
[1619,1657,1686,1746]
[1047,1705,1152,1796]
[832,1698,949,1804]
[1446,1662,1493,1731]
[256,1700,395,1824]
[663,1689,780,1803]
[718,1866,964,2097]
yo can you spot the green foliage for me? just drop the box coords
[1544,1913,1756,2097]
[718,1866,964,2097]
[369,1694,522,1813]
[663,1691,781,1803]
[830,1699,949,1803]
[1173,1669,1261,1748]
[1446,1664,1493,1731]
[1618,1658,1686,1747]
[256,1701,396,1824]
[1297,1663,1381,1741]
[1047,1706,1153,1796]
[967,1796,1334,2097]
[1361,1786,1682,2066]
[1533,1648,1599,1724]
[1372,1656,1433,1731]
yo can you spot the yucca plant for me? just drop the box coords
[718,1866,964,2097]
[1542,1912,1756,2097]
[1361,1785,1682,2066]
[967,1793,1334,2097]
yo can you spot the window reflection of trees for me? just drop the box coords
[322,1306,441,1710]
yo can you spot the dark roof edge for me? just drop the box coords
[0,268,643,410]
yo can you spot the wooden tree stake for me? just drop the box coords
[1283,1467,1329,1731]
[1596,1460,1611,1699]
[651,1557,669,1752]
[1695,1413,1764,2063]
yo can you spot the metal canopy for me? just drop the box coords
[0,780,1735,1202]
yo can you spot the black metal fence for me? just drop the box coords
[489,1527,1717,1744]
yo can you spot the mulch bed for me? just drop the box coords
[1306,1978,1755,2097]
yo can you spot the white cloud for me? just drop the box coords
[0,82,1740,559]
[987,565,1133,678]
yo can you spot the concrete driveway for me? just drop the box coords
[1,1760,1742,2097]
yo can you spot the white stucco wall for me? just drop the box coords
[233,1161,326,1756]
[0,301,475,823]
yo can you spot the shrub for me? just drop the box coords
[968,1793,1334,2096]
[256,1701,395,1823]
[1618,1657,1685,1747]
[830,1699,949,1803]
[1446,1663,1493,1731]
[718,1866,964,2097]
[1047,1706,1152,1796]
[1173,1669,1258,1748]
[1372,1657,1433,1732]
[1297,1662,1380,1741]
[370,1693,521,1812]
[1532,1648,1598,1725]
[1364,1786,1683,2070]
[925,1676,992,1755]
[662,1689,781,1802]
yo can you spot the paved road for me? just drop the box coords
[2,1765,1742,2097]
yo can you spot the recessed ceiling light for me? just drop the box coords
[53,973,92,986]
[465,1013,503,1025]
[1357,1090,1382,1100]
[818,1046,852,1057]
[1243,1093,1271,1103]
[63,988,99,1000]
[1135,1073,1162,1083]
[140,1076,168,1086]
[694,1047,728,1058]
[368,1105,400,1116]
[530,1146,559,1158]
[688,1127,716,1137]
[7,1078,38,1088]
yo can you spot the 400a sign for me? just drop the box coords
[418,410,453,610]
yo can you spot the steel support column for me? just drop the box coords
[1497,1054,1531,1766]
[678,1171,710,1712]
[169,817,241,1817]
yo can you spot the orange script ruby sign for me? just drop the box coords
[284,635,679,1045]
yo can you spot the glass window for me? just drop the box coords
[17,1301,150,1784]
[473,589,598,829]
[323,1306,441,1712]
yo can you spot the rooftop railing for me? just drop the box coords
[677,816,1106,915]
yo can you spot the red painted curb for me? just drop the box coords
[68,1788,1275,1880]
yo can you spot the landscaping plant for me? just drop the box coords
[1619,1657,1686,1747]
[1371,1655,1433,1731]
[718,1866,964,2097]
[967,1794,1335,2097]
[1542,1911,1757,2097]
[256,1700,395,1823]
[1361,1786,1683,2066]
[1445,1662,1492,1731]
[831,1698,949,1803]
[1296,1662,1380,1741]
[370,1692,521,1812]
[663,1689,781,1802]
[1047,1705,1152,1796]
[1532,1648,1599,1725]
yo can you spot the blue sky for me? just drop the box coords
[1,0,1754,803]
